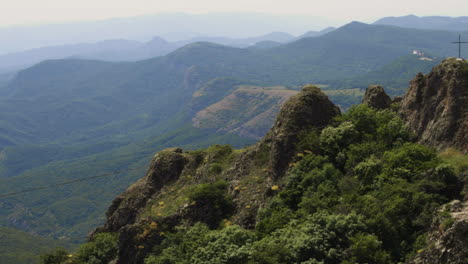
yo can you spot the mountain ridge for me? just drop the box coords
[80,58,467,263]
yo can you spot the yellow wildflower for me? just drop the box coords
[271,185,280,191]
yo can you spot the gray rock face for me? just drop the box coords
[407,200,468,264]
[399,58,468,152]
[361,85,392,109]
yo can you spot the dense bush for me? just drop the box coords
[188,181,233,212]
[40,233,118,264]
[40,249,70,264]
[73,233,118,264]
[255,105,460,262]
[145,224,255,264]
[188,180,235,227]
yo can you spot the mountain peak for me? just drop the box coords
[263,85,340,177]
[146,36,169,46]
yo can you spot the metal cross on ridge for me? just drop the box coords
[452,34,468,59]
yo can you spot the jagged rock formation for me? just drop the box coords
[361,85,392,109]
[399,58,468,152]
[262,85,340,177]
[408,200,468,264]
[92,85,339,264]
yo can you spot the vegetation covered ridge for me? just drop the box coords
[41,80,467,264]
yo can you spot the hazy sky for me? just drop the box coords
[1,0,467,26]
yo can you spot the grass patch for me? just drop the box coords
[439,148,468,175]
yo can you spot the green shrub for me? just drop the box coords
[40,248,70,264]
[256,206,295,236]
[353,155,382,186]
[344,233,391,264]
[320,121,358,158]
[252,212,366,264]
[145,224,255,264]
[74,233,118,264]
[188,180,234,226]
[209,163,223,174]
[439,211,455,231]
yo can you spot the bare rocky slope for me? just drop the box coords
[399,57,468,152]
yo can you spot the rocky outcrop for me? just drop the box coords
[361,85,392,109]
[93,148,189,234]
[408,200,468,264]
[399,58,468,152]
[262,85,340,178]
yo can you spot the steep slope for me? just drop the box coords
[399,58,468,151]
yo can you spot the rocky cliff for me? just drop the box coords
[399,58,468,152]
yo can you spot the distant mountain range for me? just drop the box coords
[0,30,332,74]
[374,15,468,31]
[0,12,337,54]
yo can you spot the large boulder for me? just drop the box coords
[361,85,392,109]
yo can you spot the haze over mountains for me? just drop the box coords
[375,14,468,31]
[0,12,337,54]
[0,13,467,263]
[0,28,333,74]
